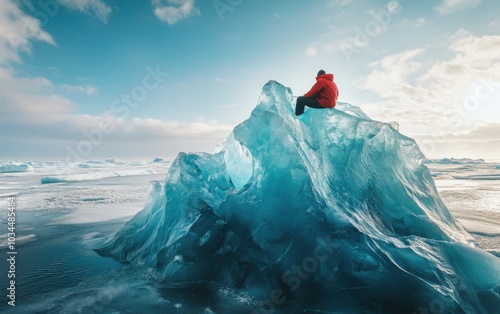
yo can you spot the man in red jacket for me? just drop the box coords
[295,70,339,116]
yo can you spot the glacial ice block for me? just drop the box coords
[98,81,500,313]
[0,161,33,173]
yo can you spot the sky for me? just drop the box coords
[1,0,499,161]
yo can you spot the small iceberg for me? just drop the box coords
[0,161,33,173]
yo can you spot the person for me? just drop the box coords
[295,69,339,116]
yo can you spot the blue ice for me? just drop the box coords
[98,81,500,313]
[0,161,32,173]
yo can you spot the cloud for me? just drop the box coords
[359,30,500,157]
[306,47,318,57]
[363,49,426,100]
[435,0,481,15]
[362,30,500,108]
[461,123,500,140]
[0,65,232,159]
[413,123,500,159]
[386,1,402,14]
[60,84,98,95]
[1,111,233,160]
[58,0,112,24]
[0,67,76,122]
[398,17,427,28]
[0,59,228,160]
[323,8,397,57]
[0,0,230,161]
[415,30,500,114]
[152,0,200,26]
[0,61,231,159]
[448,29,500,64]
[412,18,427,27]
[0,0,55,63]
[328,0,353,7]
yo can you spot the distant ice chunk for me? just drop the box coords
[105,158,121,164]
[0,161,33,173]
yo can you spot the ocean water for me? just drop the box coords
[0,159,499,313]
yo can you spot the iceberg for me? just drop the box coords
[0,161,33,173]
[98,81,500,313]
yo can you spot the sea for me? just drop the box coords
[0,158,499,313]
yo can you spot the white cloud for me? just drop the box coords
[448,29,500,64]
[360,30,500,158]
[60,84,98,95]
[1,64,231,147]
[328,0,353,7]
[152,0,200,26]
[0,0,56,63]
[369,49,424,74]
[414,123,500,159]
[58,0,112,24]
[415,18,427,27]
[363,49,426,100]
[396,17,427,29]
[0,67,75,121]
[386,1,402,14]
[435,0,481,15]
[363,31,500,108]
[415,30,500,113]
[306,47,318,57]
[0,0,230,160]
[410,18,427,28]
[0,65,232,159]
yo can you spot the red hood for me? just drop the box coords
[316,73,334,81]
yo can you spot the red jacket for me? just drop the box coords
[304,73,339,108]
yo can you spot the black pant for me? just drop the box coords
[295,96,324,115]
